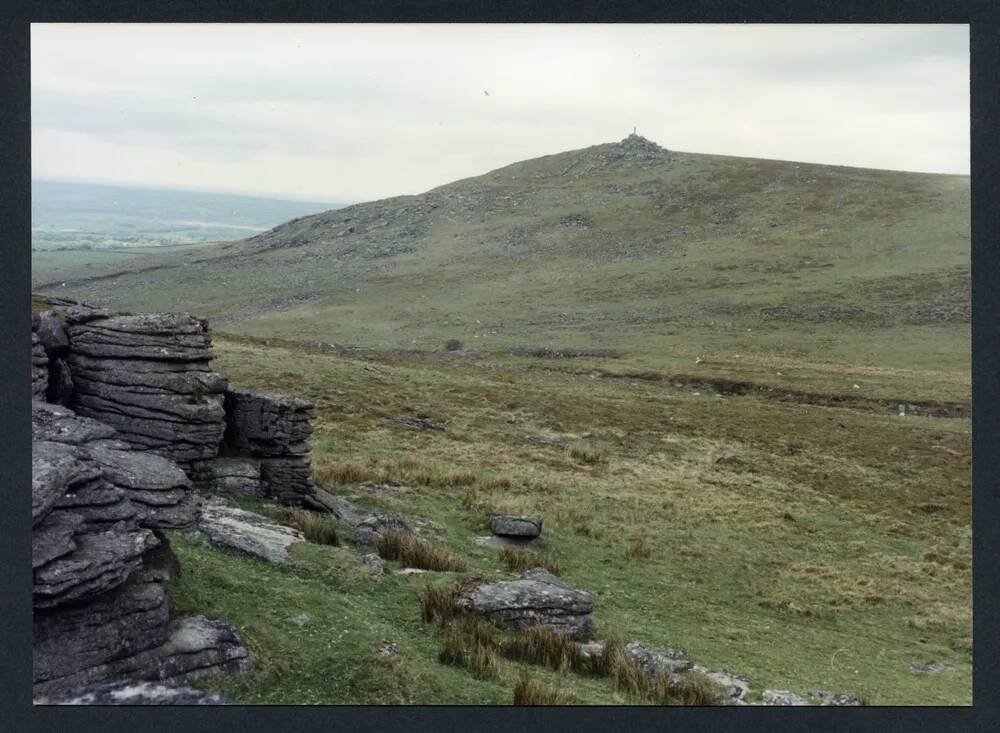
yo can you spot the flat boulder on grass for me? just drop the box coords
[456,568,595,639]
[197,500,304,565]
[489,514,543,539]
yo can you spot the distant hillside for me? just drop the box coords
[31,180,340,250]
[35,135,969,384]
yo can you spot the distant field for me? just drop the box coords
[31,180,339,251]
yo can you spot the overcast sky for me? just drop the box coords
[31,23,969,204]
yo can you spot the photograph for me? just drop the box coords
[28,22,971,706]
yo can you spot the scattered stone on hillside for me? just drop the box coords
[761,689,809,706]
[208,457,265,496]
[385,416,446,432]
[289,613,311,627]
[375,641,401,657]
[66,313,227,480]
[366,483,413,496]
[910,662,950,673]
[489,514,543,539]
[527,435,569,448]
[690,665,750,702]
[38,680,229,706]
[32,332,49,400]
[361,553,385,580]
[197,500,304,565]
[456,568,595,639]
[577,640,607,660]
[625,641,694,678]
[806,690,862,706]
[306,487,414,544]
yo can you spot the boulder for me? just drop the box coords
[489,514,543,539]
[197,500,304,565]
[259,455,314,504]
[38,680,229,706]
[456,568,595,639]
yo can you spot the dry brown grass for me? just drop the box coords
[569,444,609,465]
[502,626,582,672]
[438,617,502,680]
[419,577,486,624]
[499,547,562,575]
[625,536,652,560]
[275,508,340,546]
[513,670,574,705]
[376,530,468,572]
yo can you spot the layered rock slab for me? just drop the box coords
[197,499,304,565]
[66,313,227,480]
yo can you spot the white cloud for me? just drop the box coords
[31,23,969,202]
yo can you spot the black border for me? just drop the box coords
[2,2,998,732]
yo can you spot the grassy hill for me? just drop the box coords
[33,135,969,403]
[31,136,971,704]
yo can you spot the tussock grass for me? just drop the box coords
[569,444,609,465]
[313,457,478,490]
[502,625,582,672]
[376,530,468,572]
[419,577,488,624]
[275,508,340,546]
[624,536,652,560]
[513,670,573,705]
[500,547,562,575]
[438,617,502,680]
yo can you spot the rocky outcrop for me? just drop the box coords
[66,313,228,481]
[625,641,694,677]
[457,568,595,639]
[32,331,49,400]
[38,680,229,706]
[197,499,304,565]
[223,386,315,504]
[208,457,265,496]
[32,400,248,699]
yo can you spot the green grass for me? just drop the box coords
[161,335,971,705]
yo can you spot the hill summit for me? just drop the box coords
[36,136,969,374]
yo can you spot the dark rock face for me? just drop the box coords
[224,386,314,455]
[489,514,543,539]
[31,400,247,699]
[32,332,49,400]
[208,457,266,496]
[457,568,596,639]
[47,357,75,405]
[37,310,70,357]
[66,313,227,480]
[38,679,229,706]
[224,386,316,504]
